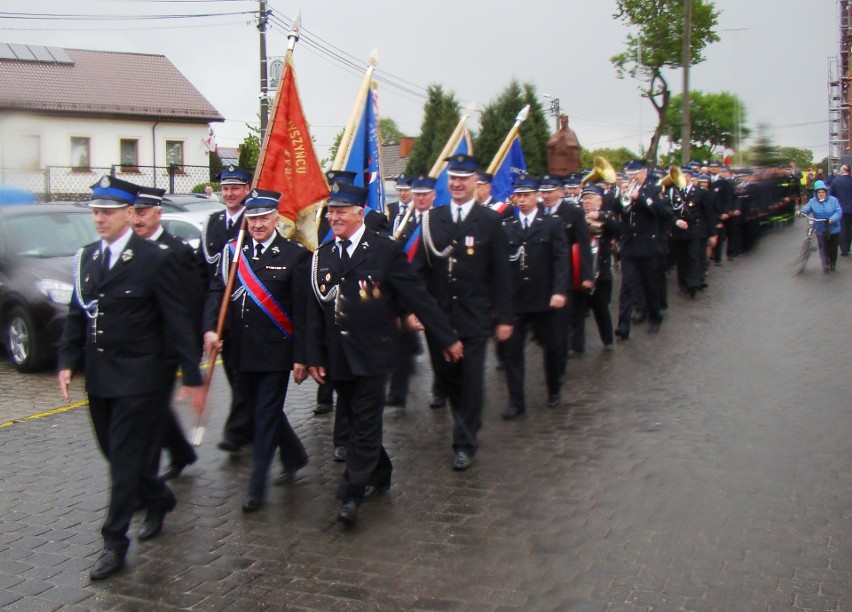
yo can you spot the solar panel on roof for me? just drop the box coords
[30,46,55,62]
[0,44,16,60]
[45,46,73,64]
[9,44,36,61]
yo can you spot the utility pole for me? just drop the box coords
[258,0,269,142]
[680,0,693,165]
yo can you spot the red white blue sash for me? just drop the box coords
[228,243,293,338]
[404,225,422,262]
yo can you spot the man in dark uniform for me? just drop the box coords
[203,189,309,512]
[386,174,436,407]
[387,173,413,236]
[476,171,513,219]
[670,167,706,298]
[57,176,203,581]
[695,173,718,287]
[500,176,569,418]
[200,165,252,454]
[307,182,462,525]
[577,184,620,349]
[711,164,737,266]
[539,174,593,362]
[412,154,513,471]
[131,186,204,480]
[615,160,673,338]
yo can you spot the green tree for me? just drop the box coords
[208,151,224,182]
[238,124,260,171]
[379,117,405,146]
[405,84,461,175]
[747,123,783,167]
[475,80,551,177]
[580,147,639,171]
[665,90,750,156]
[777,147,814,170]
[611,0,720,165]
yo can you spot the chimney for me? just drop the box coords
[399,136,415,158]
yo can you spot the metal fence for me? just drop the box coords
[0,164,212,201]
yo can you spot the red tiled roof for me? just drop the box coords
[0,47,223,122]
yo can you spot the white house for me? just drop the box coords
[0,43,223,197]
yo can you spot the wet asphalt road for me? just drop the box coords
[0,221,850,610]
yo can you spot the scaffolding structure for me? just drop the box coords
[829,1,852,171]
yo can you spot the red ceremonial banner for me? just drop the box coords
[255,57,329,222]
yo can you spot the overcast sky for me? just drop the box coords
[1,0,840,164]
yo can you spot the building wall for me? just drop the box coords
[0,112,212,170]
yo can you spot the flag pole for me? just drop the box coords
[486,104,529,175]
[428,101,476,178]
[332,49,379,171]
[191,12,303,447]
[316,49,378,236]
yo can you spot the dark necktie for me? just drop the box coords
[254,244,263,260]
[523,217,530,230]
[227,218,234,232]
[339,239,351,267]
[102,246,111,273]
[455,206,463,224]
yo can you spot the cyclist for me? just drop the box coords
[800,180,842,273]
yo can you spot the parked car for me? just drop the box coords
[161,193,224,214]
[0,185,37,205]
[0,203,98,371]
[160,211,209,250]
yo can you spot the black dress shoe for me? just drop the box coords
[614,329,629,340]
[453,451,473,471]
[631,313,647,323]
[337,501,359,526]
[501,406,525,420]
[90,549,124,581]
[547,393,561,408]
[138,490,177,541]
[429,395,447,409]
[314,403,333,415]
[273,458,308,485]
[242,495,264,512]
[332,446,347,462]
[363,483,390,500]
[161,456,196,480]
[216,439,241,454]
[647,321,661,334]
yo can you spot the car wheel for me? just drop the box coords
[5,306,45,372]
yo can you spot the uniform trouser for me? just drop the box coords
[617,255,661,333]
[89,391,171,556]
[698,237,709,282]
[221,334,252,447]
[333,374,392,503]
[568,289,589,353]
[428,334,488,455]
[159,365,196,468]
[579,279,614,346]
[656,253,669,310]
[726,219,742,257]
[386,329,420,403]
[816,233,840,270]
[332,388,351,448]
[236,371,306,500]
[504,310,563,412]
[840,212,852,255]
[672,238,701,291]
[316,382,334,406]
[711,226,727,263]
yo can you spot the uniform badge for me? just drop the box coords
[271,245,280,254]
[121,249,134,262]
[359,280,368,301]
[251,189,258,198]
[325,273,332,281]
[332,183,340,193]
[320,284,326,293]
[465,236,475,255]
[228,164,235,172]
[243,244,250,251]
[92,249,100,261]
[85,274,91,283]
[100,176,110,188]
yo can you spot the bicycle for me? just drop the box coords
[794,213,822,275]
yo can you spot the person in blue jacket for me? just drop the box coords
[800,180,843,273]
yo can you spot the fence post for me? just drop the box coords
[45,166,51,201]
[168,164,176,194]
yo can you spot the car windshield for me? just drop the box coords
[6,211,98,258]
[181,199,224,213]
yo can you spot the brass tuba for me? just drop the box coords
[659,165,687,190]
[581,156,617,185]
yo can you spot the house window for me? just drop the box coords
[166,140,184,168]
[120,139,139,171]
[70,137,90,170]
[21,135,40,170]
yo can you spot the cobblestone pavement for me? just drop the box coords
[1,222,850,610]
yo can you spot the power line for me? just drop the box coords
[0,10,254,20]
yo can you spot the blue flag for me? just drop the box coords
[432,136,470,207]
[490,136,527,203]
[344,89,385,212]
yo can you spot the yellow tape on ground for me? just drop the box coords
[0,359,222,430]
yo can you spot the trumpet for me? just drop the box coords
[659,165,687,190]
[621,180,637,208]
[582,156,617,185]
